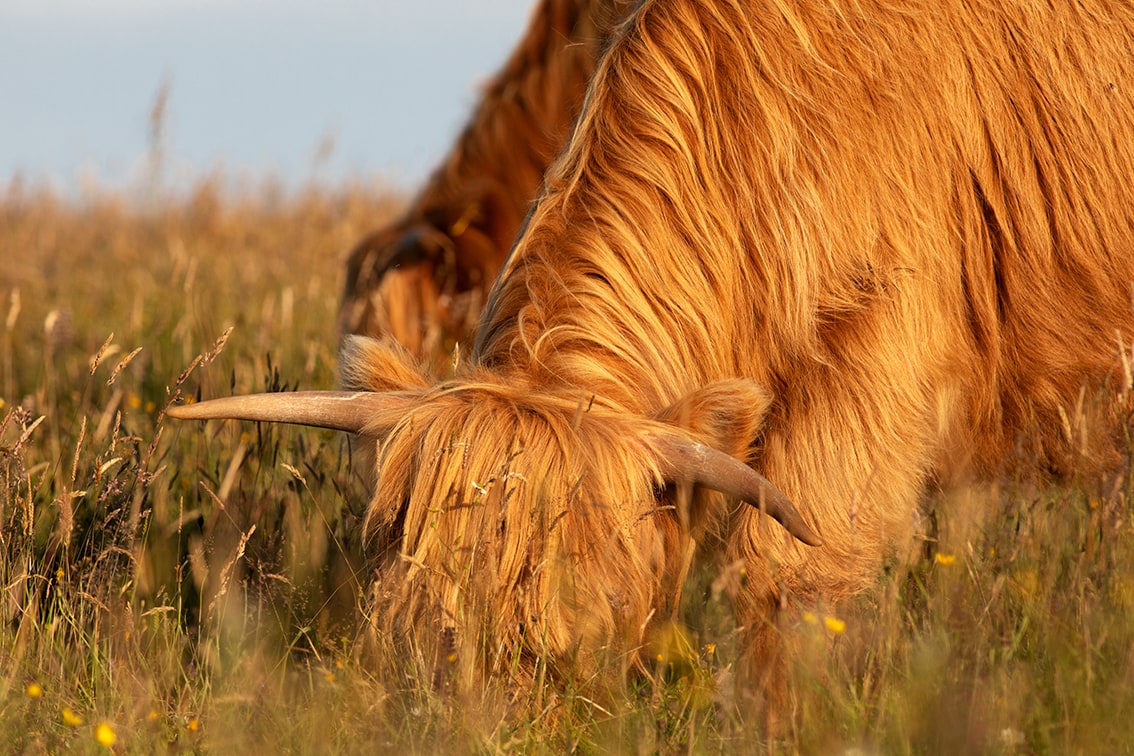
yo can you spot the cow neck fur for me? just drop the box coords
[477,0,1134,467]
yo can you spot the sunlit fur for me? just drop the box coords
[339,0,634,361]
[346,0,1134,697]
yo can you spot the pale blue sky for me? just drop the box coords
[0,1,534,196]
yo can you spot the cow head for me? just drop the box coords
[169,336,819,686]
[339,187,521,362]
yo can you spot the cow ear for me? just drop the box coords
[654,379,773,460]
[339,335,431,393]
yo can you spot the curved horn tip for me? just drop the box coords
[650,433,822,547]
[779,513,823,547]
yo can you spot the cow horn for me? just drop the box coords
[167,390,401,434]
[652,435,823,547]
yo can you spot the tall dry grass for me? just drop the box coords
[2,173,1134,752]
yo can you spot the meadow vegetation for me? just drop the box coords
[2,172,1133,752]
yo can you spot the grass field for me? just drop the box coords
[3,173,1134,753]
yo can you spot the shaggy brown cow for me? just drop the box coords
[174,0,1134,702]
[339,0,632,360]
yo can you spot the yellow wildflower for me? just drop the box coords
[25,683,43,699]
[95,722,117,748]
[935,553,956,566]
[62,707,82,727]
[802,611,819,625]
[824,616,847,635]
[187,718,200,732]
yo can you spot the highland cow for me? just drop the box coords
[174,0,1134,704]
[340,0,632,361]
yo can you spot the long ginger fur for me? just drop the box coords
[346,0,1134,697]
